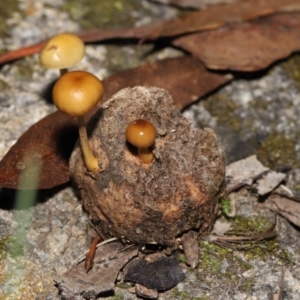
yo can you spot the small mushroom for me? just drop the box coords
[40,33,85,76]
[126,119,156,164]
[52,70,104,172]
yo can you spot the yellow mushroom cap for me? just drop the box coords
[52,71,104,116]
[40,33,85,69]
[126,119,157,149]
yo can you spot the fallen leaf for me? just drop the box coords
[212,219,232,236]
[0,56,231,189]
[124,256,185,291]
[256,171,286,196]
[0,112,77,189]
[181,231,199,269]
[261,185,300,227]
[153,0,241,9]
[147,0,300,39]
[135,283,158,299]
[55,241,138,299]
[173,13,300,71]
[1,0,300,65]
[103,56,232,110]
[226,155,269,193]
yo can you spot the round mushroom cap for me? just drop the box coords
[126,119,156,148]
[40,33,85,69]
[52,70,104,116]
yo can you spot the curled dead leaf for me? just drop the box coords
[174,13,300,71]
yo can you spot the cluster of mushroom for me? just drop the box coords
[40,33,157,173]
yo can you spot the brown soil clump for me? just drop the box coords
[69,86,225,247]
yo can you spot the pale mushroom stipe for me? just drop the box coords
[52,70,104,172]
[126,119,157,164]
[40,33,85,76]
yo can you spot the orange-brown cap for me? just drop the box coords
[52,70,104,116]
[126,119,156,149]
[40,33,85,69]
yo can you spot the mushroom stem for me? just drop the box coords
[60,68,68,76]
[138,148,154,164]
[78,116,100,172]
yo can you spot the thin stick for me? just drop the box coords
[72,237,118,266]
[85,236,101,273]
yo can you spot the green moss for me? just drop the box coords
[281,53,300,91]
[0,79,8,91]
[111,293,123,300]
[203,93,243,131]
[13,57,36,81]
[256,133,299,169]
[62,0,153,30]
[171,289,206,300]
[198,240,248,279]
[115,282,131,289]
[220,197,232,216]
[0,236,24,261]
[230,215,271,233]
[177,253,186,263]
[239,278,255,293]
[196,215,293,293]
[0,0,23,39]
[227,216,293,263]
[103,44,153,75]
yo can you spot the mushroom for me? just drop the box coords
[126,119,156,164]
[52,70,104,172]
[40,33,85,76]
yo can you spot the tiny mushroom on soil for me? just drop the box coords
[126,119,157,164]
[52,70,104,172]
[40,33,85,76]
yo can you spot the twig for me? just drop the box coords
[72,237,118,266]
[85,236,101,273]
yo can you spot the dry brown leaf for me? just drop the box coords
[1,0,300,66]
[174,13,300,71]
[103,56,232,110]
[55,241,138,299]
[261,185,300,227]
[226,155,269,193]
[135,283,158,299]
[147,0,300,39]
[0,56,231,190]
[0,112,77,189]
[256,171,286,196]
[181,231,199,269]
[212,219,232,236]
[153,0,240,9]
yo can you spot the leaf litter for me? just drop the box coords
[1,0,300,65]
[2,1,300,189]
[152,0,242,9]
[55,241,138,299]
[0,56,231,189]
[225,155,300,231]
[54,154,296,298]
[173,12,300,71]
